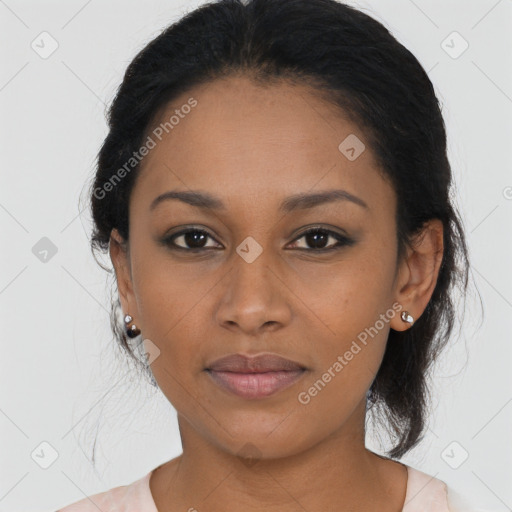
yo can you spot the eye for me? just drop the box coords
[164,228,221,251]
[162,226,354,253]
[288,227,353,251]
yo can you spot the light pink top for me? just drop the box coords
[56,464,480,511]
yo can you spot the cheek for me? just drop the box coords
[128,247,207,376]
[290,252,395,404]
[294,299,392,436]
[292,251,395,340]
[130,236,203,327]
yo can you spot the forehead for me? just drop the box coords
[132,75,394,217]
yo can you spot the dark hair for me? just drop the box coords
[87,0,472,459]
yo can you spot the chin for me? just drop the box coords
[206,418,318,461]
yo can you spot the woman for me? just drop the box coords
[57,0,483,510]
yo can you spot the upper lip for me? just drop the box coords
[205,353,306,373]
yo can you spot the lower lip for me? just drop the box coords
[206,369,306,399]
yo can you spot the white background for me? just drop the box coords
[1,0,511,510]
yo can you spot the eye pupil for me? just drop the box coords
[306,230,328,249]
[185,231,207,248]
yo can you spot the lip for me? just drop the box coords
[206,353,306,373]
[205,353,307,399]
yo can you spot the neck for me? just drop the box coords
[149,402,408,512]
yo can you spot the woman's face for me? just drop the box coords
[111,75,420,459]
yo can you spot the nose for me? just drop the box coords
[215,249,292,336]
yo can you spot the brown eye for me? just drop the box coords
[161,226,354,253]
[164,229,221,250]
[289,228,353,251]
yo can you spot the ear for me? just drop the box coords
[109,228,139,322]
[390,219,444,331]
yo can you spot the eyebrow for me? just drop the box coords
[149,188,369,213]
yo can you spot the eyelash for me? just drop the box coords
[162,226,354,253]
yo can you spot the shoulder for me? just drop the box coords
[446,485,494,512]
[403,465,450,511]
[403,465,492,512]
[56,469,157,512]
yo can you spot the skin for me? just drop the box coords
[110,74,444,511]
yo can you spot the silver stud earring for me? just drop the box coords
[401,311,414,325]
[124,313,141,338]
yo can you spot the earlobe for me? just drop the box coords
[391,219,444,332]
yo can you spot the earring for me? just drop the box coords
[124,313,141,338]
[400,311,414,326]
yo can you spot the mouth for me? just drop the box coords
[204,353,307,400]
